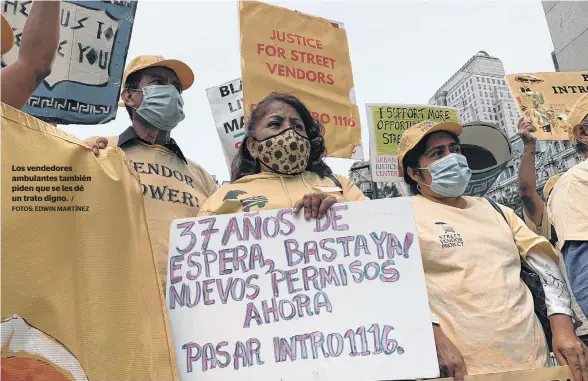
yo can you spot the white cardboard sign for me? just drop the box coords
[166,198,438,381]
[206,78,245,171]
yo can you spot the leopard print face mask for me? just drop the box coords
[254,128,311,175]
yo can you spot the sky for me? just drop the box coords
[59,0,557,183]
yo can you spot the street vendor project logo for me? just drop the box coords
[223,190,269,212]
[435,221,464,249]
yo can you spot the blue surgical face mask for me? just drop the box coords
[418,153,472,198]
[134,85,185,131]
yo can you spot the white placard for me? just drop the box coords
[166,198,439,381]
[206,78,245,170]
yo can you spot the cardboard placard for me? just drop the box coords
[166,198,439,381]
[1,0,137,124]
[239,0,361,158]
[366,103,458,181]
[505,71,588,140]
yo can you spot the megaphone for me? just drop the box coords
[460,122,512,197]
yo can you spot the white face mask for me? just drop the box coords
[418,153,472,197]
[133,85,185,131]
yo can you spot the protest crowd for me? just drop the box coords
[1,1,588,381]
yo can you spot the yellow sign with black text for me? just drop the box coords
[239,0,361,158]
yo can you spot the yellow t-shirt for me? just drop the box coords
[86,135,217,292]
[548,158,588,250]
[198,171,368,216]
[525,205,588,337]
[412,195,557,375]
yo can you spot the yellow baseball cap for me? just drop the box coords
[543,173,563,200]
[567,94,588,143]
[121,55,194,92]
[1,14,14,55]
[397,120,463,175]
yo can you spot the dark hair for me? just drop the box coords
[124,70,142,119]
[575,116,588,154]
[402,132,460,195]
[230,92,332,181]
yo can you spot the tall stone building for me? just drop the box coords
[543,1,588,72]
[348,51,583,207]
[429,51,519,138]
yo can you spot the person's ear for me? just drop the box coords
[121,89,134,108]
[574,122,588,144]
[246,137,259,160]
[407,167,421,184]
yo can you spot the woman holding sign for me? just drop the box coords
[398,120,588,381]
[198,92,367,218]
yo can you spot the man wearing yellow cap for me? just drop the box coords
[397,120,587,381]
[548,94,588,318]
[86,56,217,293]
[517,117,588,344]
[1,1,60,110]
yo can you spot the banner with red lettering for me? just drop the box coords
[239,0,362,159]
[166,198,439,381]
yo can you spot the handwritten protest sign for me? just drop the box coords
[206,78,245,170]
[166,198,439,381]
[1,0,137,125]
[430,365,573,381]
[506,71,588,140]
[239,0,362,159]
[366,104,458,181]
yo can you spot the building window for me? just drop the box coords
[493,107,496,112]
[492,79,495,84]
[478,84,481,89]
[508,104,511,109]
[482,78,486,83]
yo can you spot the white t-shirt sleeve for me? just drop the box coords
[523,247,573,317]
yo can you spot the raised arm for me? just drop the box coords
[517,118,544,227]
[1,0,60,110]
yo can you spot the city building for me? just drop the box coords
[543,1,588,72]
[429,51,520,138]
[486,135,583,216]
[427,51,583,214]
[347,51,584,211]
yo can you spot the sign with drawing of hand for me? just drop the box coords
[505,71,588,140]
[166,198,439,381]
[1,0,137,125]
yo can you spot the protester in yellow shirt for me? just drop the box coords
[517,117,588,346]
[87,56,217,292]
[398,120,587,381]
[548,94,588,319]
[199,92,367,217]
[1,1,59,109]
